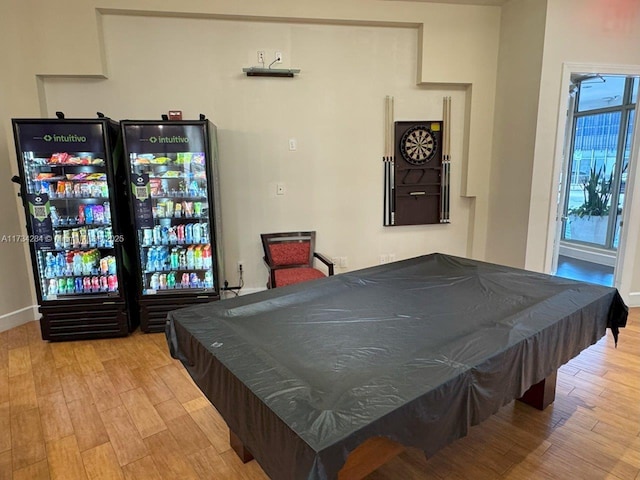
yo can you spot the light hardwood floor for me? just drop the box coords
[1,309,638,480]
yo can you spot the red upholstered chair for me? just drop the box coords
[261,231,334,288]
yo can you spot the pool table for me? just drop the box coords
[167,253,627,479]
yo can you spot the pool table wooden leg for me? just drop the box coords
[228,430,404,480]
[338,437,405,480]
[517,370,557,410]
[230,429,254,463]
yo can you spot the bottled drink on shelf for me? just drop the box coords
[87,228,97,248]
[107,274,118,292]
[104,227,113,247]
[204,271,213,288]
[50,206,59,226]
[45,252,55,278]
[78,205,85,224]
[194,245,203,269]
[186,246,195,269]
[54,230,63,249]
[150,273,159,290]
[176,224,185,243]
[153,226,161,246]
[85,205,94,224]
[103,202,111,223]
[202,244,212,269]
[96,228,105,248]
[168,226,177,244]
[48,279,58,296]
[71,229,80,248]
[73,253,83,276]
[193,223,201,244]
[146,247,156,272]
[108,256,117,275]
[200,223,209,243]
[142,228,153,246]
[100,257,109,275]
[93,205,104,224]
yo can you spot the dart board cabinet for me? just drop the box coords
[393,120,443,225]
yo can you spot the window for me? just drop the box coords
[577,75,626,112]
[564,75,637,249]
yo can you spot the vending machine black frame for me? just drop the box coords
[120,119,222,333]
[12,117,139,341]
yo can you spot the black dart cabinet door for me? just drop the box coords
[393,120,443,226]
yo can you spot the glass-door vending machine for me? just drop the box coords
[120,118,223,332]
[12,116,139,340]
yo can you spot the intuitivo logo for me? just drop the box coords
[148,136,189,144]
[42,134,87,142]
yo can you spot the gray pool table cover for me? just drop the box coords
[166,253,628,480]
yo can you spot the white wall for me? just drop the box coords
[0,4,41,331]
[44,17,473,289]
[0,0,501,325]
[486,0,547,268]
[526,0,640,305]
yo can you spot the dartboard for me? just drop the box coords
[400,125,437,165]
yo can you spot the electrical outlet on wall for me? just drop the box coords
[275,51,283,63]
[333,256,347,268]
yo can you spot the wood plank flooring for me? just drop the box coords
[0,308,638,479]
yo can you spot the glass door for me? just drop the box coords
[15,122,121,301]
[123,123,216,295]
[562,75,638,250]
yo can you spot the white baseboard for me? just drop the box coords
[0,305,40,332]
[627,292,640,308]
[559,243,616,267]
[239,287,266,296]
[220,287,266,300]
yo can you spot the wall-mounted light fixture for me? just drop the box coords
[242,67,300,78]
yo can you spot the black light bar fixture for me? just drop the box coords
[242,67,300,78]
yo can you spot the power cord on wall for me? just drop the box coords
[221,263,244,297]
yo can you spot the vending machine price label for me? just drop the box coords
[132,174,154,228]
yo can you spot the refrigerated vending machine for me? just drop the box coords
[121,118,223,332]
[12,117,139,340]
